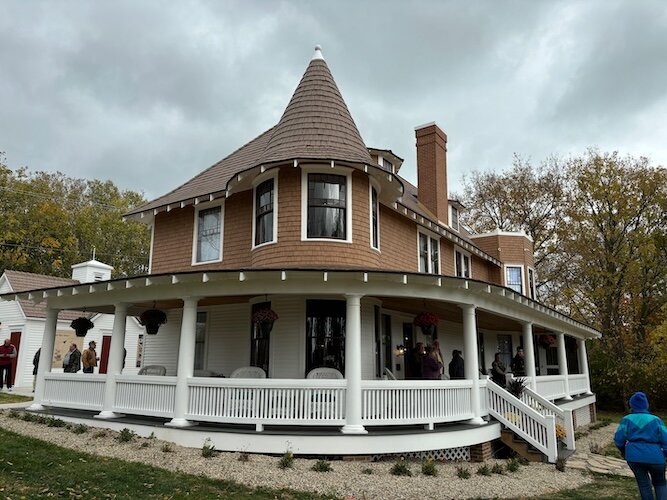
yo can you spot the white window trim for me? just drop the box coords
[450,205,460,232]
[527,266,537,300]
[194,309,209,370]
[454,247,472,278]
[301,165,353,243]
[251,172,279,249]
[417,229,441,274]
[369,179,381,251]
[192,201,224,265]
[503,264,524,294]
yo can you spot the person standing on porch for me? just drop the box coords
[491,353,507,387]
[82,341,98,374]
[63,343,81,373]
[432,340,445,379]
[510,347,526,376]
[422,345,443,380]
[448,350,464,380]
[406,342,425,379]
[0,338,17,391]
[614,392,667,500]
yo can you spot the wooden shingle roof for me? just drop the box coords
[3,270,83,320]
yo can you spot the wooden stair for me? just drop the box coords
[500,429,544,462]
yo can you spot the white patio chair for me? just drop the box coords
[230,366,266,378]
[306,367,343,379]
[384,367,397,380]
[137,365,166,376]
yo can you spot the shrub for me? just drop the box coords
[476,464,492,476]
[71,424,89,435]
[117,428,136,443]
[161,443,174,453]
[238,452,250,462]
[574,430,589,440]
[93,430,107,439]
[361,467,373,475]
[7,409,21,419]
[311,460,332,472]
[507,458,521,472]
[278,451,294,469]
[201,438,216,458]
[555,457,567,472]
[46,417,67,428]
[491,463,504,474]
[148,432,156,440]
[421,459,437,476]
[140,441,151,448]
[390,460,412,477]
[456,466,471,479]
[506,377,527,398]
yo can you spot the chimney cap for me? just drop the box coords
[414,121,438,131]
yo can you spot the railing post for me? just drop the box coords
[28,307,59,411]
[97,303,128,419]
[564,408,576,450]
[545,414,558,463]
[167,297,200,427]
[522,321,537,391]
[341,294,367,434]
[556,332,572,400]
[577,339,593,395]
[461,304,485,425]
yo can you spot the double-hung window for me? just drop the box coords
[370,186,379,249]
[306,173,347,239]
[450,206,459,232]
[194,206,222,263]
[254,178,275,246]
[418,232,440,274]
[455,249,471,278]
[505,266,523,294]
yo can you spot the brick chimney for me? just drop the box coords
[415,122,448,224]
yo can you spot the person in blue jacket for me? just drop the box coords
[614,392,667,500]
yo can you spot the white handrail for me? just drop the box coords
[487,382,557,463]
[521,387,575,450]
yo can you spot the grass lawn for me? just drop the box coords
[532,473,638,500]
[0,428,337,499]
[0,392,32,404]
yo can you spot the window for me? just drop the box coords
[307,174,347,239]
[505,266,523,294]
[418,232,440,273]
[455,249,471,278]
[250,302,271,374]
[528,268,536,299]
[450,206,459,232]
[383,158,393,171]
[306,300,345,374]
[93,272,104,282]
[370,186,379,249]
[195,206,222,263]
[254,179,275,246]
[194,312,207,370]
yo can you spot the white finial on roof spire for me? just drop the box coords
[312,45,324,60]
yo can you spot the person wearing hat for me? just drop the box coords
[614,391,667,500]
[510,347,525,376]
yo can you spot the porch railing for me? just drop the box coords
[487,381,557,463]
[185,378,346,425]
[42,373,106,411]
[534,375,567,400]
[361,380,475,425]
[114,375,177,418]
[567,374,589,395]
[521,387,575,450]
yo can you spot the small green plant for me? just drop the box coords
[278,451,294,469]
[491,463,505,474]
[574,430,589,440]
[555,457,567,472]
[21,412,36,422]
[238,452,250,462]
[46,417,67,428]
[476,464,492,476]
[507,458,520,472]
[514,454,529,465]
[140,441,151,448]
[71,424,89,435]
[361,467,373,475]
[506,377,527,398]
[161,443,174,453]
[311,459,332,472]
[93,430,107,439]
[456,466,471,479]
[390,459,412,477]
[201,438,216,458]
[117,428,136,443]
[421,458,437,476]
[7,409,21,419]
[148,432,156,440]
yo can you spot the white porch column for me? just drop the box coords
[461,304,485,425]
[557,332,572,400]
[341,294,367,434]
[167,297,200,427]
[577,339,593,394]
[97,303,129,419]
[522,321,537,391]
[28,307,59,411]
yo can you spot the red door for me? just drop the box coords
[10,331,21,386]
[99,335,111,374]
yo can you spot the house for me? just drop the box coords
[0,260,144,389]
[1,47,598,463]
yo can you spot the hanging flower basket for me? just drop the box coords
[70,316,94,337]
[139,309,167,335]
[252,308,278,335]
[414,311,439,337]
[539,335,556,348]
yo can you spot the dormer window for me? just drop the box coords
[383,158,393,171]
[253,178,276,247]
[303,170,352,241]
[193,205,223,264]
[450,206,459,232]
[418,232,440,274]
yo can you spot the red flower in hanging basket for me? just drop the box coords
[540,335,556,348]
[252,308,279,323]
[414,311,439,326]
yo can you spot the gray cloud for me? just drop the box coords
[1,0,665,200]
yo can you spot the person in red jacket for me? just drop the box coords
[0,338,18,391]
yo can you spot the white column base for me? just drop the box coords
[166,418,197,428]
[563,395,574,401]
[467,417,487,426]
[95,411,125,420]
[27,403,45,411]
[340,424,368,435]
[585,391,594,396]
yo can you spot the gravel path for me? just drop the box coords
[0,409,596,499]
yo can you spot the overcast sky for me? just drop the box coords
[1,1,666,201]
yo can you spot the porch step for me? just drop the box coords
[500,429,544,463]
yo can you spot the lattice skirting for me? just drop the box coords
[372,446,471,462]
[575,405,592,427]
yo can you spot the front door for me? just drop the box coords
[10,331,21,386]
[99,335,111,374]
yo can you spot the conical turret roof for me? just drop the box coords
[257,47,373,166]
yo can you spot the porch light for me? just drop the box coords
[395,345,406,356]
